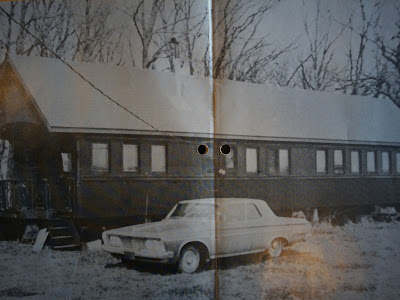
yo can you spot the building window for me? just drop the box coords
[224,147,235,169]
[92,143,109,171]
[246,148,258,173]
[316,150,327,173]
[61,153,72,172]
[334,150,344,174]
[278,149,289,174]
[201,143,213,174]
[351,151,360,173]
[123,144,138,172]
[381,152,390,174]
[396,153,400,174]
[151,145,166,173]
[367,151,376,173]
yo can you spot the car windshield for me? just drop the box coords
[169,203,215,219]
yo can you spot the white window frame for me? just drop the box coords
[316,150,327,174]
[151,145,166,173]
[278,149,289,174]
[351,151,360,174]
[123,144,139,172]
[61,153,72,173]
[91,143,109,172]
[246,148,258,173]
[220,144,235,170]
[381,151,390,174]
[367,151,376,173]
[334,149,344,174]
[201,143,213,174]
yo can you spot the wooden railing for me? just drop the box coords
[0,180,50,211]
[0,180,13,210]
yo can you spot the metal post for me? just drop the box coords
[145,196,149,223]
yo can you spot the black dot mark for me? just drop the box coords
[220,144,230,155]
[198,144,208,155]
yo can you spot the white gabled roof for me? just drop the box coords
[7,54,214,136]
[215,80,400,145]
[5,54,400,145]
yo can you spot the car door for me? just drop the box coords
[216,201,267,256]
[242,202,268,252]
[216,202,247,255]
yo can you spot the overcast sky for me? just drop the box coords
[260,0,398,66]
[264,0,397,42]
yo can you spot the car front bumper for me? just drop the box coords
[102,244,175,262]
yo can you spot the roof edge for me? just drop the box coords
[50,126,400,146]
[5,55,52,132]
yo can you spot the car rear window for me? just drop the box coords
[246,203,262,220]
[220,203,262,222]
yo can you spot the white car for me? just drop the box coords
[102,198,311,273]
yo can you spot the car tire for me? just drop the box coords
[268,239,284,258]
[178,245,204,274]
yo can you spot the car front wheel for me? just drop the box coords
[179,245,204,273]
[269,239,284,258]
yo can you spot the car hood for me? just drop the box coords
[104,218,214,240]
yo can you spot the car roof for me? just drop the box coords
[177,198,276,217]
[178,198,266,205]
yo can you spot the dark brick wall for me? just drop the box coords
[73,134,400,223]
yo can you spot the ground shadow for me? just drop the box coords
[213,249,300,270]
[104,248,301,275]
[105,260,177,275]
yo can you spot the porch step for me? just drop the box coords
[51,235,74,240]
[52,244,80,251]
[47,218,80,251]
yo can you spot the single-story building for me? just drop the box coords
[1,54,399,242]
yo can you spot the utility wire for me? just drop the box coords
[0,6,206,145]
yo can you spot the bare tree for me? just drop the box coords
[124,0,209,72]
[0,1,18,57]
[0,0,124,63]
[0,0,76,59]
[288,0,346,91]
[266,58,287,86]
[212,0,286,81]
[19,0,75,58]
[372,5,400,107]
[125,0,164,69]
[175,0,208,75]
[14,1,30,55]
[340,0,382,96]
[158,0,182,72]
[229,38,295,83]
[73,0,124,64]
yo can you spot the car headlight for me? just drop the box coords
[145,239,165,252]
[110,236,122,247]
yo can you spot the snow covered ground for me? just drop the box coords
[0,213,399,299]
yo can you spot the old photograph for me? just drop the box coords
[0,0,400,299]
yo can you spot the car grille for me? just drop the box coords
[120,237,146,252]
